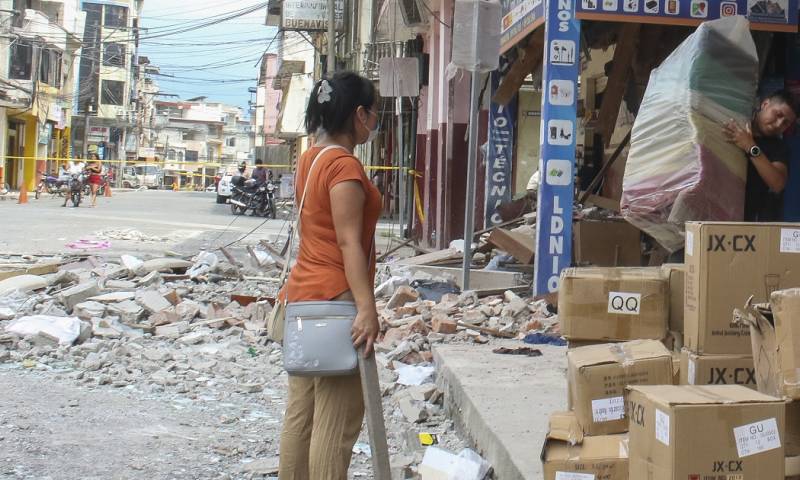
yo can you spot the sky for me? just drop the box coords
[138,0,279,113]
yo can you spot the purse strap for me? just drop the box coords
[278,145,348,304]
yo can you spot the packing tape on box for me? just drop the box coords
[609,342,636,368]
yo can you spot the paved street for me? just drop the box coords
[0,190,293,257]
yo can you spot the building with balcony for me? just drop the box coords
[72,0,143,164]
[0,0,85,191]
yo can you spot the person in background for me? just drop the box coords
[85,154,103,207]
[237,161,248,177]
[252,159,268,185]
[58,163,70,183]
[278,71,382,480]
[724,89,798,222]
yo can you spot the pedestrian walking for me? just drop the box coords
[86,154,103,207]
[277,71,382,480]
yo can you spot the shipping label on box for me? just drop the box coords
[560,267,668,342]
[568,340,673,436]
[685,222,800,354]
[679,349,756,389]
[627,385,785,480]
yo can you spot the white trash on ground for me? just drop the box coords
[188,251,219,279]
[395,361,435,386]
[419,446,491,480]
[5,315,83,345]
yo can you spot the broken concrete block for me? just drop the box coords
[140,258,192,274]
[175,300,202,321]
[387,285,420,310]
[0,307,14,320]
[90,318,123,339]
[406,317,430,335]
[72,301,107,320]
[136,290,171,314]
[0,274,49,296]
[163,289,181,306]
[409,384,438,402]
[178,330,211,345]
[104,279,137,289]
[382,327,408,346]
[394,304,420,317]
[141,348,172,362]
[49,270,80,287]
[398,397,428,423]
[155,321,190,337]
[432,314,457,334]
[57,281,100,312]
[106,300,144,324]
[503,290,528,316]
[87,291,135,303]
[137,271,162,287]
[461,309,488,325]
[149,308,180,327]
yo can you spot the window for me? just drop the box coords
[182,131,195,141]
[167,149,176,160]
[103,5,128,28]
[12,0,31,28]
[226,137,236,147]
[185,151,198,162]
[103,43,126,67]
[101,79,124,105]
[39,49,63,87]
[9,42,32,80]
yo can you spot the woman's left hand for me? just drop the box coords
[351,307,380,357]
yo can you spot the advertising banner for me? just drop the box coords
[485,71,517,228]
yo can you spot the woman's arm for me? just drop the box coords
[330,180,379,356]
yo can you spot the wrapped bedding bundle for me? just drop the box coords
[621,17,758,252]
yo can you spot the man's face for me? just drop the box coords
[756,99,797,137]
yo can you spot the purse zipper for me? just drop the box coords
[296,315,353,331]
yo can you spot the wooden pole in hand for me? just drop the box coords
[358,347,391,479]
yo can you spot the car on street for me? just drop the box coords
[215,163,245,204]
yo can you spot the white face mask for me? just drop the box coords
[362,109,380,143]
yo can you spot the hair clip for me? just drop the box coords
[318,80,333,104]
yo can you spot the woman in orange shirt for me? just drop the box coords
[278,71,382,480]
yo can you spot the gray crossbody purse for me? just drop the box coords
[282,145,372,377]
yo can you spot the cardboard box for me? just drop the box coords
[787,401,800,457]
[627,385,786,480]
[661,263,685,336]
[568,340,674,436]
[560,267,669,342]
[684,222,800,354]
[679,349,756,389]
[542,412,628,480]
[737,290,800,399]
[671,352,680,385]
[574,219,642,267]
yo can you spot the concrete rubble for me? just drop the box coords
[0,243,555,479]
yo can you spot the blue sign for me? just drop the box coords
[485,71,517,228]
[576,0,798,30]
[533,0,581,295]
[501,0,546,52]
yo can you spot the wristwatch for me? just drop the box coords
[748,145,762,158]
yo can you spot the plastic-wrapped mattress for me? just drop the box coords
[621,17,758,252]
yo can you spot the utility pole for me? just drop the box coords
[326,0,335,74]
[461,71,481,292]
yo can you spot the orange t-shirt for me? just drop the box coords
[282,146,382,302]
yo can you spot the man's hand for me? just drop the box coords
[723,119,756,152]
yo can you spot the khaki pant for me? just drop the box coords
[278,373,365,480]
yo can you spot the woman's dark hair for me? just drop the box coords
[305,71,376,136]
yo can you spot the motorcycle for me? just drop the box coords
[229,176,277,218]
[67,173,83,207]
[35,172,63,199]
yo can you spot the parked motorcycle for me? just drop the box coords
[35,172,63,199]
[229,176,277,218]
[67,173,83,207]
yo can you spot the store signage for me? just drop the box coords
[501,0,545,52]
[576,0,798,30]
[534,0,580,294]
[280,0,344,31]
[485,71,517,228]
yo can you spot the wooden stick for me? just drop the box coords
[358,347,391,480]
[456,321,516,338]
[258,240,288,269]
[377,237,414,262]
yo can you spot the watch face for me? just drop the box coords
[750,146,761,157]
